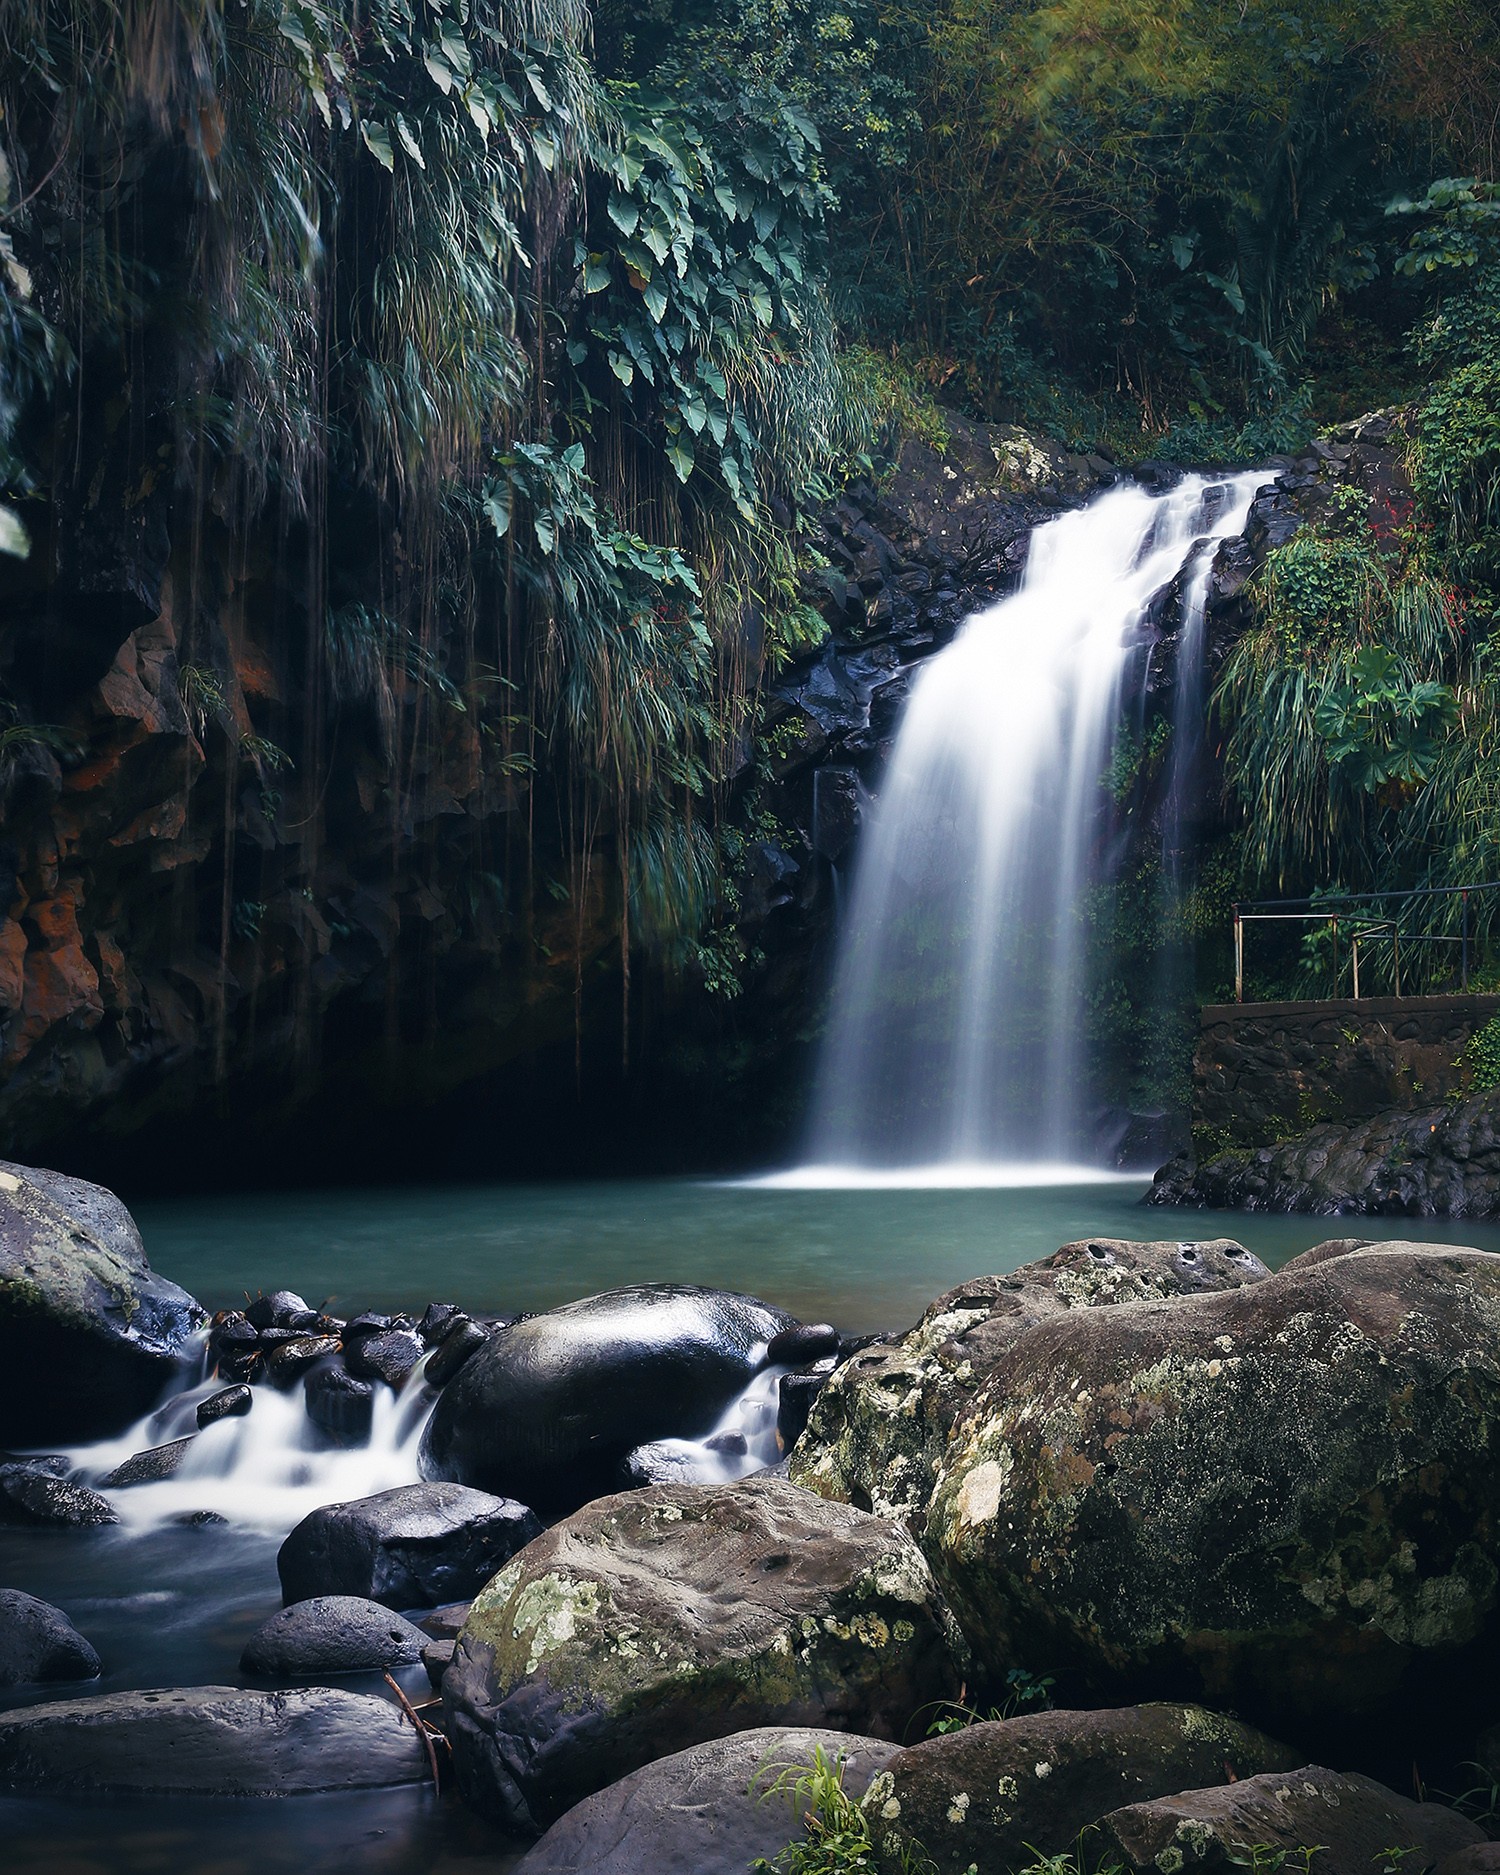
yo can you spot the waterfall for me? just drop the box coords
[797,471,1265,1184]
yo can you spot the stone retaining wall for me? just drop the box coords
[1193,994,1500,1150]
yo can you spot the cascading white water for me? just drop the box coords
[55,1341,792,1535]
[800,471,1266,1181]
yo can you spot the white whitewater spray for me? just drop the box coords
[805,471,1265,1178]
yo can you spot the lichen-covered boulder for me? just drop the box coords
[1100,1765,1483,1875]
[443,1473,968,1835]
[0,1158,204,1442]
[421,1284,796,1515]
[790,1238,1269,1528]
[518,1727,900,1875]
[278,1482,541,1610]
[927,1242,1500,1735]
[861,1705,1297,1875]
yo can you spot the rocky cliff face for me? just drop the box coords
[1,411,1391,1181]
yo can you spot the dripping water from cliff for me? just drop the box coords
[786,471,1264,1184]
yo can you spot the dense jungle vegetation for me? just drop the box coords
[0,0,1498,1135]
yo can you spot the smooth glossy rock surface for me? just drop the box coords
[0,1158,204,1443]
[0,1464,118,1526]
[0,1685,427,1793]
[278,1481,541,1610]
[518,1726,899,1875]
[421,1284,795,1513]
[240,1596,429,1676]
[444,1472,966,1834]
[0,1589,100,1687]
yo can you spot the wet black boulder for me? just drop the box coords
[278,1481,542,1610]
[241,1596,428,1675]
[0,1158,204,1443]
[0,1590,100,1687]
[420,1284,796,1513]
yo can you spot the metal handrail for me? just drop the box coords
[1232,881,1500,1003]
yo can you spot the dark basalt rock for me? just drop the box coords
[305,1361,375,1441]
[346,1327,423,1389]
[862,1705,1298,1875]
[0,1464,119,1526]
[0,1589,101,1687]
[0,1158,205,1443]
[245,1290,310,1331]
[517,1727,899,1875]
[98,1433,194,1487]
[419,1302,461,1345]
[0,1685,427,1794]
[278,1481,541,1611]
[926,1242,1500,1743]
[777,1365,835,1449]
[1100,1765,1483,1875]
[265,1334,341,1388]
[425,1315,488,1388]
[443,1472,967,1835]
[791,1235,1269,1528]
[196,1383,251,1427]
[767,1322,841,1364]
[1148,1087,1500,1217]
[422,1639,455,1689]
[240,1596,428,1676]
[421,1283,797,1514]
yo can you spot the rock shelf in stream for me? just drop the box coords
[0,1685,429,1794]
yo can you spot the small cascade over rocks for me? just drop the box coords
[803,469,1265,1179]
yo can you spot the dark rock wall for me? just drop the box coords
[1193,995,1500,1152]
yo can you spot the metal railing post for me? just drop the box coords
[1463,890,1470,991]
[1234,908,1243,1004]
[1331,916,1339,998]
[1353,936,1361,1000]
[1393,926,1402,998]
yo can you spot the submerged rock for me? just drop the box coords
[241,1596,428,1676]
[0,1589,100,1687]
[421,1284,796,1513]
[1100,1765,1483,1875]
[278,1481,541,1610]
[517,1726,900,1875]
[98,1433,194,1487]
[0,1463,118,1526]
[443,1472,967,1835]
[926,1241,1500,1738]
[0,1158,204,1443]
[790,1236,1269,1528]
[0,1685,427,1794]
[862,1704,1297,1875]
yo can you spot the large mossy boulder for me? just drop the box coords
[443,1473,968,1835]
[926,1242,1500,1740]
[0,1158,204,1443]
[421,1284,797,1514]
[1100,1764,1483,1875]
[790,1237,1269,1528]
[861,1704,1297,1875]
[518,1726,900,1875]
[0,1685,427,1794]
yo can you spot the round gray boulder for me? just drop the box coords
[0,1158,205,1443]
[241,1596,429,1676]
[0,1589,100,1687]
[421,1284,796,1514]
[518,1727,900,1875]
